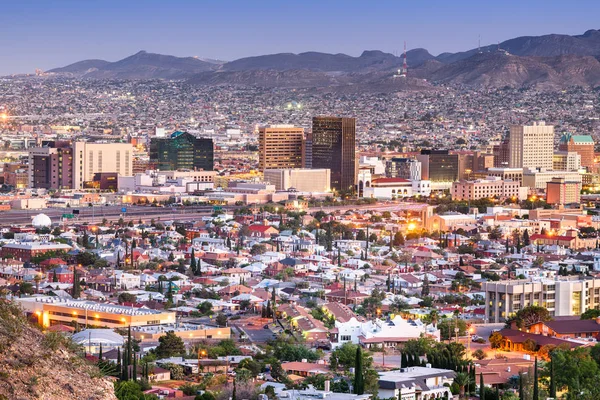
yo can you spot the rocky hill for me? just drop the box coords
[49,51,218,79]
[0,301,116,400]
[45,29,600,90]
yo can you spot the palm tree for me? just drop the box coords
[454,372,472,400]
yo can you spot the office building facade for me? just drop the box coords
[28,141,74,190]
[258,125,304,170]
[546,177,581,206]
[73,142,133,189]
[509,122,554,170]
[417,150,459,182]
[385,158,421,181]
[558,133,595,170]
[311,116,356,193]
[149,131,213,172]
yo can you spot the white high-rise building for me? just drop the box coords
[509,121,554,170]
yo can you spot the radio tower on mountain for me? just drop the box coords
[400,41,408,77]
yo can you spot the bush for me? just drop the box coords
[180,383,201,395]
[472,349,487,360]
[42,332,65,351]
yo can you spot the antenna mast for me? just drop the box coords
[400,41,408,77]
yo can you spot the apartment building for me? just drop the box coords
[483,277,600,323]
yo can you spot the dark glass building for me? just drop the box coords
[311,116,356,193]
[417,150,458,182]
[150,131,214,171]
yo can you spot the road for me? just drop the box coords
[0,204,216,225]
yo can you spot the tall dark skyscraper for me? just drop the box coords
[150,131,214,171]
[311,116,356,193]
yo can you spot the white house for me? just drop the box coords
[331,315,440,349]
[114,270,141,289]
[378,366,455,400]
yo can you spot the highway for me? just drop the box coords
[0,200,429,225]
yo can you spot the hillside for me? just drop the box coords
[0,301,116,400]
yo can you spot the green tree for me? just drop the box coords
[354,346,364,395]
[118,292,137,304]
[489,332,503,349]
[581,309,600,320]
[215,313,228,327]
[154,331,185,359]
[510,305,551,329]
[454,372,472,400]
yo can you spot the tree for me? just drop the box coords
[72,269,81,299]
[489,332,503,349]
[118,292,137,304]
[523,229,530,246]
[472,349,486,360]
[330,343,372,372]
[549,352,556,399]
[154,331,185,359]
[76,251,98,266]
[581,309,600,320]
[251,244,267,256]
[522,338,538,353]
[216,313,228,327]
[511,305,551,329]
[480,372,485,400]
[532,357,539,400]
[190,248,197,275]
[454,372,471,399]
[393,232,405,246]
[354,346,364,395]
[422,274,430,296]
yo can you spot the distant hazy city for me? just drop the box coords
[2,10,600,400]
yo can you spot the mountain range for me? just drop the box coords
[47,29,600,90]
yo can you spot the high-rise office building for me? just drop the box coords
[385,158,421,181]
[558,133,595,170]
[303,132,313,169]
[492,139,510,168]
[73,142,133,189]
[311,116,356,192]
[416,150,458,182]
[508,122,554,170]
[149,131,213,172]
[28,141,74,189]
[258,125,304,170]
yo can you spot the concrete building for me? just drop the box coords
[28,141,73,189]
[483,277,600,323]
[493,139,510,168]
[451,177,527,201]
[509,122,554,170]
[546,177,581,206]
[385,158,422,181]
[553,151,581,172]
[485,167,524,185]
[73,142,133,189]
[522,170,582,190]
[258,125,304,170]
[263,168,330,192]
[362,178,430,199]
[312,116,356,193]
[559,133,595,170]
[132,323,231,341]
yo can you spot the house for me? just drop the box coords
[495,329,582,352]
[378,366,455,400]
[281,361,329,377]
[248,225,279,239]
[528,318,600,340]
[48,267,74,283]
[114,270,141,289]
[325,290,369,306]
[220,267,251,283]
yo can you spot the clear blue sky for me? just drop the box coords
[1,0,598,75]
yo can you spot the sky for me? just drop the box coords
[0,0,599,75]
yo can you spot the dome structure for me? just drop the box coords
[31,213,52,228]
[72,329,124,347]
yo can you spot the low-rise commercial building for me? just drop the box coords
[546,177,581,205]
[132,323,231,341]
[522,170,582,190]
[263,168,331,192]
[16,296,177,328]
[451,177,527,201]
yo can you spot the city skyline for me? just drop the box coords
[1,0,599,75]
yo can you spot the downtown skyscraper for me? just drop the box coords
[311,116,356,193]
